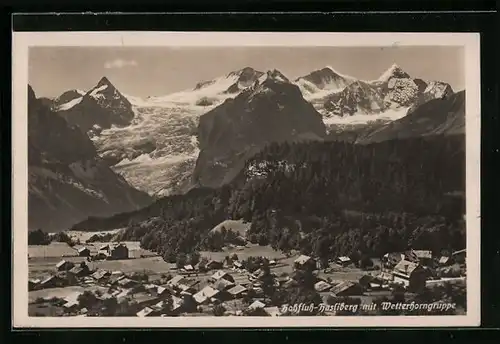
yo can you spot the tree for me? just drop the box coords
[176,253,187,269]
[52,231,74,245]
[159,296,174,315]
[360,256,374,270]
[188,251,201,266]
[77,291,98,310]
[28,229,51,245]
[212,304,226,316]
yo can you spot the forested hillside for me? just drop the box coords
[73,135,465,263]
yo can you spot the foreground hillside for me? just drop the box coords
[73,135,465,264]
[28,85,153,231]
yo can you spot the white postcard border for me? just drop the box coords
[12,31,481,328]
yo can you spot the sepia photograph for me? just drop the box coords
[12,31,480,328]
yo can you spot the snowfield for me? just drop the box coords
[323,107,410,126]
[57,96,83,111]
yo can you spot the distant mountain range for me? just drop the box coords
[28,85,152,231]
[33,63,464,206]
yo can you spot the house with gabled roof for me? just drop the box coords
[205,259,223,270]
[330,281,363,297]
[193,286,219,304]
[294,255,316,270]
[166,275,186,288]
[136,306,156,317]
[214,278,235,292]
[91,269,111,282]
[264,306,280,316]
[335,256,352,267]
[314,280,332,292]
[392,259,429,291]
[56,260,75,272]
[28,278,41,291]
[248,300,266,310]
[227,284,247,298]
[77,246,91,257]
[210,270,235,283]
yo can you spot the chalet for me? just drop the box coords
[86,234,100,243]
[109,244,129,260]
[93,251,109,260]
[178,280,199,294]
[136,307,156,317]
[438,256,451,266]
[99,244,110,251]
[382,252,405,268]
[77,247,90,257]
[63,291,83,310]
[358,274,374,288]
[194,260,208,272]
[108,273,126,285]
[335,256,352,267]
[410,250,433,266]
[56,260,75,272]
[28,279,40,291]
[193,286,220,304]
[452,249,466,264]
[227,284,247,298]
[206,260,224,270]
[282,278,298,289]
[68,266,89,278]
[63,300,79,312]
[248,300,266,310]
[183,265,194,272]
[264,306,280,317]
[132,293,160,308]
[250,269,264,280]
[166,275,187,288]
[210,270,235,283]
[232,261,243,269]
[117,278,138,288]
[156,286,170,297]
[40,275,64,289]
[375,271,394,284]
[330,281,363,297]
[392,259,429,291]
[294,255,316,270]
[314,281,332,292]
[91,269,111,282]
[116,289,132,303]
[215,278,236,292]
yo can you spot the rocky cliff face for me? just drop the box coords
[192,69,327,188]
[28,85,152,231]
[356,90,465,144]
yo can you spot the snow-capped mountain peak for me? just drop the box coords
[377,63,410,82]
[97,76,113,87]
[265,69,290,83]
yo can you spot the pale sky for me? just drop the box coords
[29,46,465,98]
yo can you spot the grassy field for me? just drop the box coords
[28,242,79,258]
[29,256,173,280]
[200,244,288,262]
[28,285,108,303]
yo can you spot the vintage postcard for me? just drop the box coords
[12,31,480,328]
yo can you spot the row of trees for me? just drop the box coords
[28,229,76,246]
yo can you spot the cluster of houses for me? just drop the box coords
[29,244,466,317]
[83,243,130,261]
